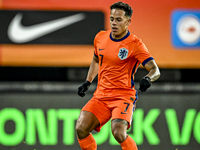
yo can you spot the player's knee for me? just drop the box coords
[76,125,87,139]
[112,129,127,143]
[111,119,128,143]
[76,122,85,134]
[75,120,90,138]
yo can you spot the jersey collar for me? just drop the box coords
[110,30,130,42]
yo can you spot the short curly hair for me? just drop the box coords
[110,1,133,18]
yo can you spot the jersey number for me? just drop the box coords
[124,102,130,112]
[121,102,130,114]
[99,54,104,66]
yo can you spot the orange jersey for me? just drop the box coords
[93,30,153,100]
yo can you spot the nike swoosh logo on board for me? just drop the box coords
[7,13,86,43]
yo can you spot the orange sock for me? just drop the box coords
[78,133,97,150]
[120,135,138,150]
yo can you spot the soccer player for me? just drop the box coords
[76,1,160,150]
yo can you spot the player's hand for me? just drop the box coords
[77,81,91,97]
[139,77,151,92]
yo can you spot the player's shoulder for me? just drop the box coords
[95,30,110,39]
[130,34,142,43]
[129,34,143,46]
[94,30,110,46]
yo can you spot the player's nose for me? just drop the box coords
[111,19,117,25]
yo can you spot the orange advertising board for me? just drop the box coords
[0,0,200,68]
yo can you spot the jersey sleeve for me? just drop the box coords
[94,30,105,58]
[94,34,98,57]
[133,39,154,66]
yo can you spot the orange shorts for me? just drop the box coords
[81,96,137,132]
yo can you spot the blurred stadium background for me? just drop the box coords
[0,0,200,150]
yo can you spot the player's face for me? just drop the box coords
[110,9,131,39]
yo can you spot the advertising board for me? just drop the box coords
[0,0,200,68]
[0,92,199,150]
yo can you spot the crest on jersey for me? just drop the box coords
[118,48,129,60]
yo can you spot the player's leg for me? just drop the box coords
[76,111,100,150]
[76,111,100,139]
[76,98,112,150]
[111,119,137,150]
[111,99,138,150]
[111,119,128,142]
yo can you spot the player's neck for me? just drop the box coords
[111,30,128,40]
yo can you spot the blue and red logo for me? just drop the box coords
[171,10,200,49]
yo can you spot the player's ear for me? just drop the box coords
[127,18,131,26]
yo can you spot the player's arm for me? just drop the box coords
[77,55,99,97]
[86,54,99,83]
[139,59,160,92]
[144,59,160,82]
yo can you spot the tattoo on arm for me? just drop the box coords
[146,60,155,70]
[145,60,160,82]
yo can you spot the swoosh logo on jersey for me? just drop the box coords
[121,112,128,114]
[99,48,105,51]
[7,13,86,43]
